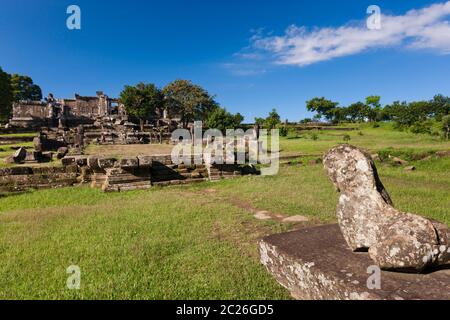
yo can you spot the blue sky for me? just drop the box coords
[1,0,450,121]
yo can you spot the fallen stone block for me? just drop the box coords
[40,152,53,162]
[56,147,69,159]
[12,147,27,163]
[260,224,450,300]
[392,156,408,166]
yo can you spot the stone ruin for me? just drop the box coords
[0,153,256,193]
[8,91,179,144]
[10,92,121,128]
[260,144,450,300]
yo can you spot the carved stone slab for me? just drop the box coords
[260,224,450,300]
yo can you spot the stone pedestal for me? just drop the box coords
[260,224,450,300]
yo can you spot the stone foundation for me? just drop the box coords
[0,155,252,193]
[0,166,78,192]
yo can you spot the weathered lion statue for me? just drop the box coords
[323,144,450,272]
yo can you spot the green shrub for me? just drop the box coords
[410,121,433,135]
[279,125,288,137]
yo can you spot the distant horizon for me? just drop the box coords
[2,0,450,122]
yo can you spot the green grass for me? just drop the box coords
[0,124,449,299]
[280,123,450,155]
[0,132,37,138]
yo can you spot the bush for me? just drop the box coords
[310,133,319,141]
[343,134,351,142]
[410,121,432,135]
[279,125,288,137]
[286,127,299,139]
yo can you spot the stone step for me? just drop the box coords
[106,177,151,184]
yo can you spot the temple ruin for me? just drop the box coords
[10,92,126,128]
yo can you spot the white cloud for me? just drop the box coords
[244,1,450,67]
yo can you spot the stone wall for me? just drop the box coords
[10,101,52,128]
[0,165,78,193]
[0,153,255,194]
[9,92,123,129]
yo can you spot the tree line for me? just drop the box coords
[304,95,450,139]
[0,67,42,122]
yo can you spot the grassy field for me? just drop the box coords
[280,123,450,155]
[0,124,449,299]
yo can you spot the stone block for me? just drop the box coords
[12,147,27,163]
[62,156,75,166]
[260,224,450,300]
[101,158,117,169]
[119,157,139,168]
[56,147,69,159]
[40,152,53,162]
[137,156,152,168]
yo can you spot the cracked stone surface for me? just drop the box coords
[323,144,450,272]
[259,224,450,300]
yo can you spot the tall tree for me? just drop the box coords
[163,80,218,128]
[306,97,339,122]
[205,107,243,131]
[365,95,381,122]
[346,102,367,122]
[10,74,42,101]
[264,108,281,130]
[0,68,13,122]
[119,83,163,131]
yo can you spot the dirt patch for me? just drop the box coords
[229,198,310,225]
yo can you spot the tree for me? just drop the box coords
[205,107,243,131]
[10,74,42,101]
[330,107,347,124]
[430,95,450,119]
[346,102,367,122]
[0,67,12,122]
[119,83,163,131]
[264,108,281,130]
[443,115,450,140]
[365,96,381,122]
[163,80,218,128]
[254,117,265,126]
[306,97,339,122]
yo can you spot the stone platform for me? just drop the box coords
[260,224,450,300]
